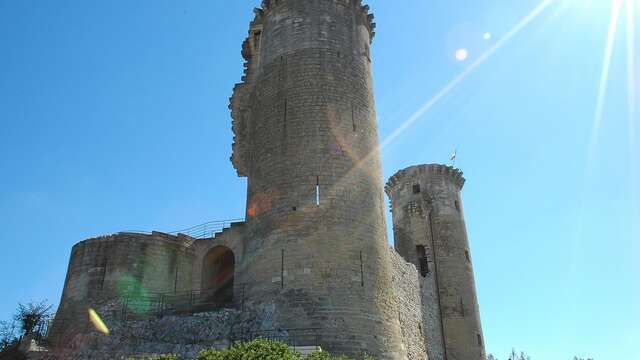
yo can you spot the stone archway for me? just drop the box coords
[201,246,235,309]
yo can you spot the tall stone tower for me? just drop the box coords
[386,165,486,360]
[230,0,404,358]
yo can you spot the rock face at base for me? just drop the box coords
[48,2,486,360]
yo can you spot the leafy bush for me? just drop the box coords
[130,339,377,360]
[292,350,374,360]
[198,338,301,360]
[306,352,353,360]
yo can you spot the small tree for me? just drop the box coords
[13,301,52,338]
[0,320,18,352]
[506,349,531,360]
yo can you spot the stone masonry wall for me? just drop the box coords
[386,165,486,360]
[388,248,428,360]
[385,182,445,360]
[51,233,196,347]
[233,1,405,358]
[40,301,282,360]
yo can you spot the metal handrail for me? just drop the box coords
[117,218,245,239]
[170,218,245,239]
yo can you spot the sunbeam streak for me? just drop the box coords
[627,0,636,148]
[590,0,623,153]
[319,0,558,211]
[627,0,639,280]
[380,0,555,149]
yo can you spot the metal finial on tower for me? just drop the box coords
[450,148,457,167]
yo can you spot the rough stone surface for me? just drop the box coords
[50,232,196,346]
[388,248,428,360]
[47,2,486,360]
[40,301,282,360]
[386,164,486,360]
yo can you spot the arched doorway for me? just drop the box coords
[201,246,235,309]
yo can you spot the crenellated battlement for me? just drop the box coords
[386,164,466,197]
[258,0,375,41]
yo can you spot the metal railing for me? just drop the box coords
[169,218,245,239]
[120,285,245,321]
[119,218,245,240]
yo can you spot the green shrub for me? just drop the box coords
[306,352,352,360]
[306,351,375,360]
[198,338,301,360]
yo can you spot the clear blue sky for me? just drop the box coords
[0,0,637,359]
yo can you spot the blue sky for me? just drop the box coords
[0,0,637,359]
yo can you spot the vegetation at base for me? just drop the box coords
[305,351,375,360]
[0,301,52,360]
[198,338,300,359]
[137,339,375,360]
[487,350,594,360]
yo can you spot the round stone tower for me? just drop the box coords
[386,164,486,360]
[50,232,195,346]
[230,0,404,358]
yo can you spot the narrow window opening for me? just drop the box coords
[465,250,471,263]
[460,298,465,317]
[283,100,287,130]
[477,334,483,346]
[413,183,421,194]
[253,31,262,52]
[173,263,179,293]
[418,323,423,336]
[292,206,297,212]
[280,56,285,81]
[281,249,285,289]
[99,258,108,290]
[416,245,426,257]
[316,176,320,206]
[351,103,356,132]
[455,200,460,212]
[416,245,428,277]
[359,251,364,287]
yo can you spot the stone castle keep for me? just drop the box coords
[48,1,485,359]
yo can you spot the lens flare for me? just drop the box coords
[380,0,554,149]
[88,308,109,336]
[455,48,469,61]
[116,273,151,315]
